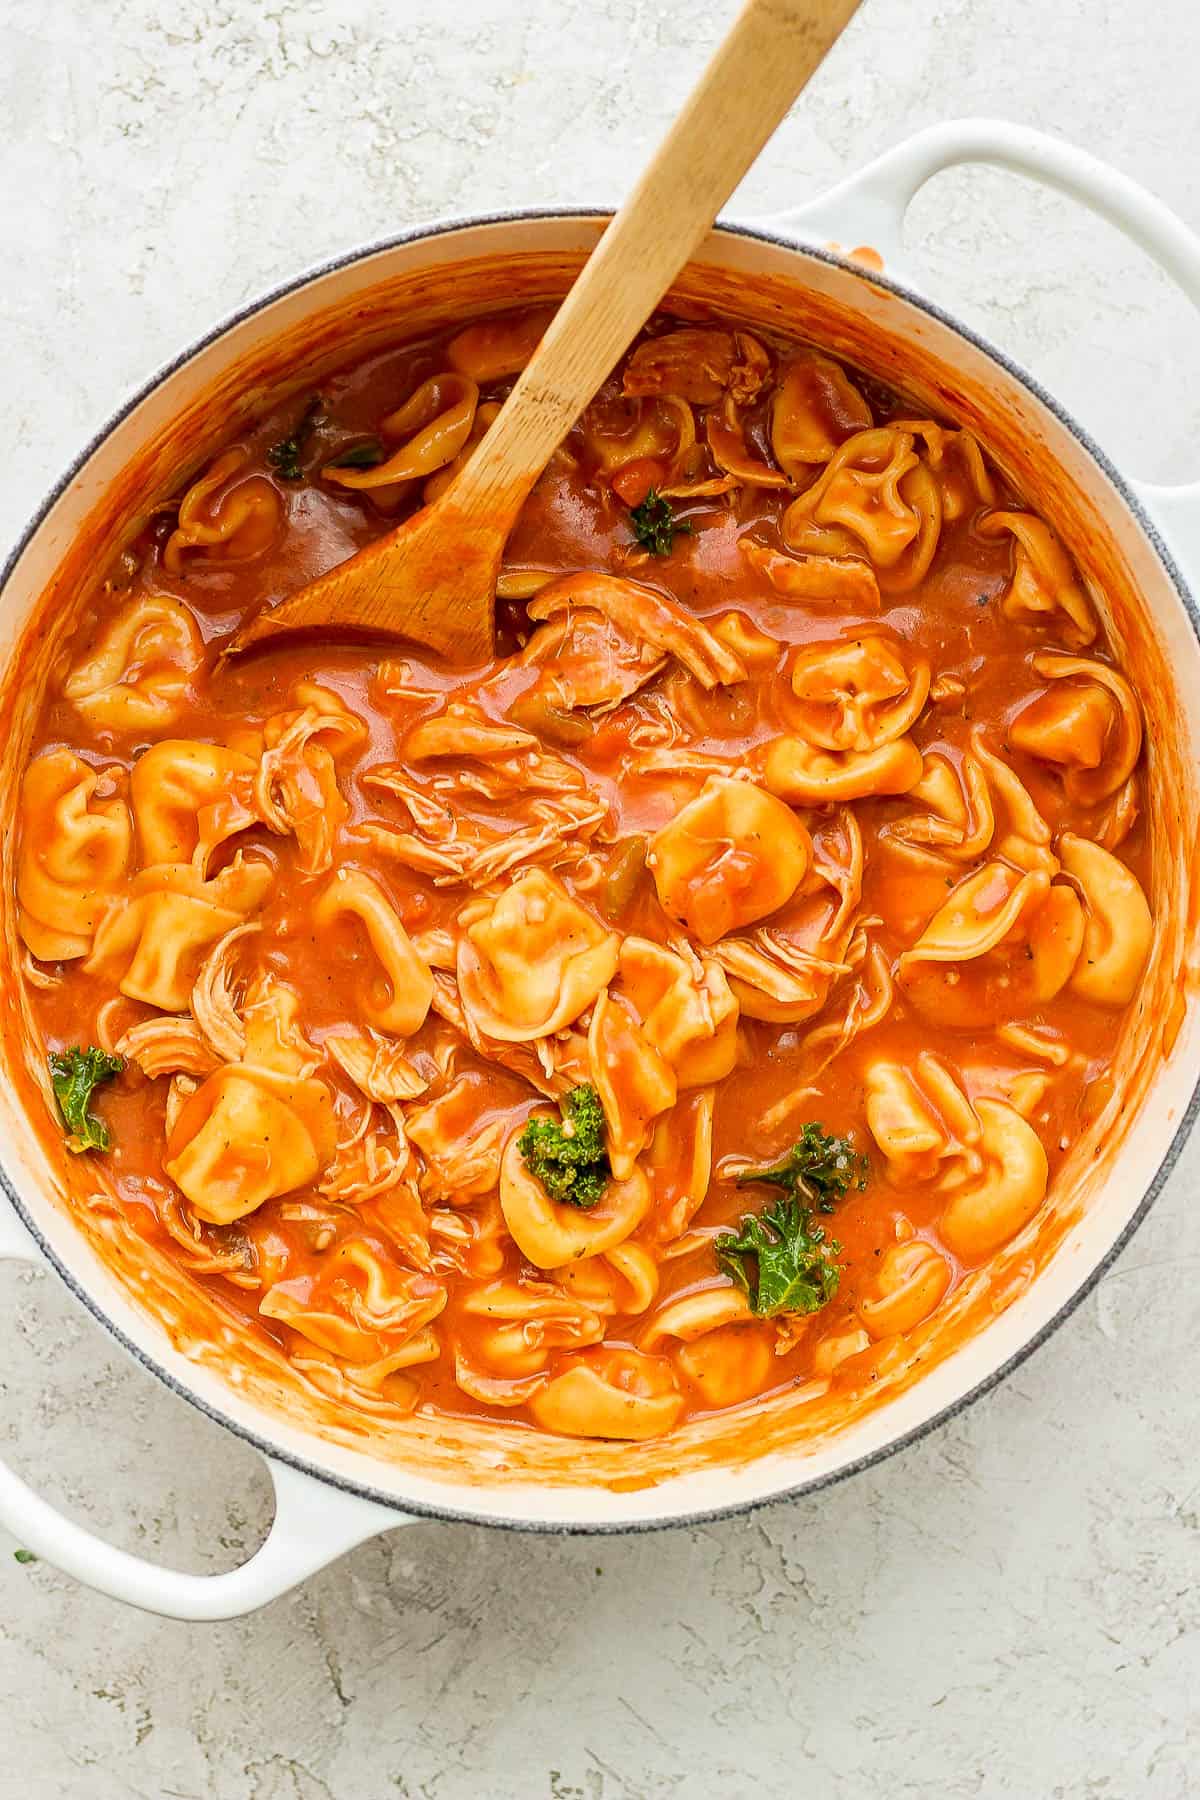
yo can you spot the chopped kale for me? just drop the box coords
[629,489,691,557]
[266,394,324,481]
[517,1084,610,1209]
[326,438,387,470]
[735,1122,868,1214]
[716,1196,842,1318]
[49,1046,124,1154]
[715,1125,868,1317]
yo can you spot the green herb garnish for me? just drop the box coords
[629,489,690,557]
[326,439,387,471]
[734,1122,868,1215]
[716,1197,842,1318]
[13,1549,36,1565]
[715,1125,867,1317]
[517,1083,610,1209]
[266,394,324,481]
[49,1046,124,1154]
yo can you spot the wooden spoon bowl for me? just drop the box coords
[227,0,863,664]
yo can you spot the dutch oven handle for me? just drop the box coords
[758,118,1200,577]
[0,1206,409,1619]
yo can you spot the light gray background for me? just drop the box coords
[3,2,1199,1795]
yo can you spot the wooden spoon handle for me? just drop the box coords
[446,0,862,523]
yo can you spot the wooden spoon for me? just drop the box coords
[228,0,862,663]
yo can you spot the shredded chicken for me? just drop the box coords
[740,538,881,611]
[326,1030,432,1103]
[319,1099,418,1211]
[373,659,444,706]
[428,1197,508,1279]
[528,572,747,690]
[191,921,257,1062]
[21,948,61,991]
[516,606,668,715]
[157,1188,257,1286]
[799,936,894,1078]
[164,1073,198,1138]
[116,1014,221,1080]
[361,701,608,887]
[242,972,320,1077]
[255,690,365,875]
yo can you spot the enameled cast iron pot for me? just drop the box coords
[2,122,1199,1619]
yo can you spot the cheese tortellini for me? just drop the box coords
[62,594,201,733]
[165,1061,336,1224]
[499,1127,652,1269]
[552,1243,661,1318]
[763,736,923,806]
[770,351,873,477]
[458,869,619,1043]
[85,857,272,1011]
[587,989,677,1178]
[617,936,739,1087]
[1009,652,1142,806]
[866,1052,982,1188]
[17,750,131,960]
[892,726,1152,1024]
[323,373,479,497]
[645,1088,714,1242]
[939,1099,1048,1259]
[978,512,1098,647]
[641,1287,772,1409]
[131,740,258,869]
[648,776,810,944]
[529,1348,685,1441]
[857,1239,952,1339]
[447,305,555,382]
[784,634,930,753]
[782,426,943,592]
[164,449,284,573]
[313,868,434,1037]
[1057,832,1153,1006]
[897,862,1086,1024]
[866,1056,1049,1260]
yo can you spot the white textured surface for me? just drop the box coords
[3,1,1200,1793]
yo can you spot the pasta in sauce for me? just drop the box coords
[16,307,1153,1442]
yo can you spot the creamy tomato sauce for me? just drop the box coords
[14,308,1153,1443]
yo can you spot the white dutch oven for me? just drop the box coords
[2,121,1199,1620]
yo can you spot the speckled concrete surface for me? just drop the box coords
[3,2,1200,1795]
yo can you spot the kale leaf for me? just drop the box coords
[517,1083,610,1209]
[326,438,386,470]
[716,1196,842,1318]
[266,394,324,481]
[49,1046,124,1154]
[716,1125,868,1317]
[629,489,691,557]
[735,1122,868,1214]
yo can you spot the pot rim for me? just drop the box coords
[3,206,1199,1535]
